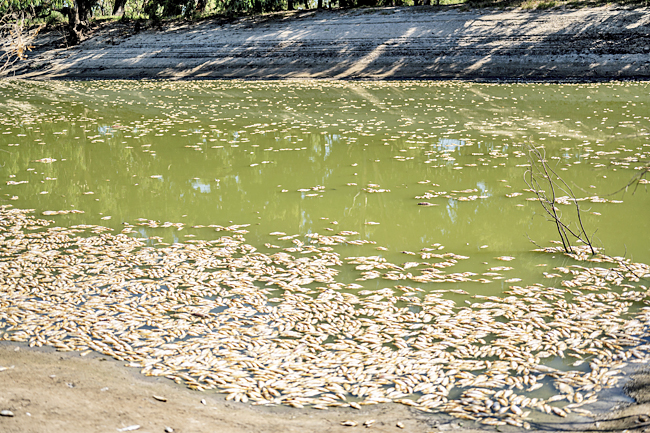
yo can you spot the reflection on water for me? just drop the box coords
[1,79,650,424]
[1,80,649,287]
[434,138,466,152]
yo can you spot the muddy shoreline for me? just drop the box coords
[6,5,650,81]
[1,343,650,432]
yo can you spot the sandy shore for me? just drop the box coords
[6,5,650,80]
[2,343,650,433]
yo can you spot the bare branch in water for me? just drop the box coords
[525,233,544,249]
[524,143,595,255]
[607,165,650,197]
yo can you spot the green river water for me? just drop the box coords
[1,79,650,423]
[1,80,648,287]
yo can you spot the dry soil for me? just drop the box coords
[2,343,650,433]
[6,5,650,80]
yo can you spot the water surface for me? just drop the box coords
[2,80,648,282]
[1,80,650,424]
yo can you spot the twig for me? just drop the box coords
[524,143,595,255]
[1,11,44,75]
[525,233,543,249]
[611,245,643,281]
[607,165,649,197]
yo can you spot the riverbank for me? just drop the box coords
[1,343,650,433]
[5,5,650,80]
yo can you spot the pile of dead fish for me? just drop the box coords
[1,205,649,428]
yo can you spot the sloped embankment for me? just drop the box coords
[8,5,650,80]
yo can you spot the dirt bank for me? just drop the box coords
[2,343,650,433]
[6,5,650,80]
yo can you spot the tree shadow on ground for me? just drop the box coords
[7,4,650,80]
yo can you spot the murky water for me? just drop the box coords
[2,80,648,281]
[1,80,650,424]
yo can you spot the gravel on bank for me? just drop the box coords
[6,5,650,80]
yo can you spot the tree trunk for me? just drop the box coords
[317,0,323,8]
[112,0,127,16]
[196,0,208,12]
[288,0,294,9]
[62,0,92,45]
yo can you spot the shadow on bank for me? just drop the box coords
[8,5,650,80]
